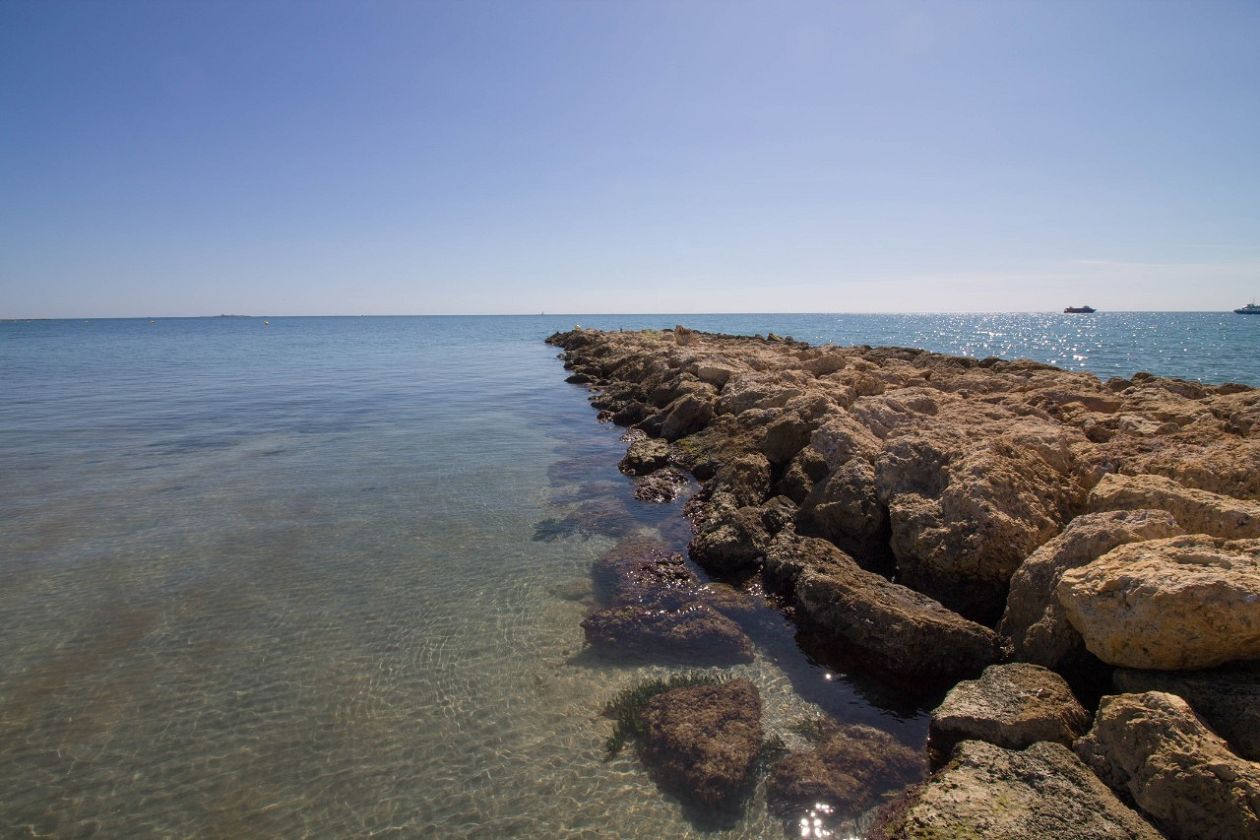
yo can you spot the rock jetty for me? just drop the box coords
[551,326,1260,834]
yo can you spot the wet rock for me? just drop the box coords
[688,506,771,574]
[581,601,754,665]
[1057,535,1260,669]
[1088,472,1260,539]
[707,452,771,508]
[999,509,1183,668]
[767,531,999,681]
[639,678,763,811]
[768,721,923,825]
[1114,662,1260,762]
[928,663,1089,767]
[591,537,699,605]
[1075,691,1260,840]
[873,740,1162,840]
[698,581,763,621]
[620,437,671,476]
[632,467,690,502]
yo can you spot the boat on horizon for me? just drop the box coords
[1063,305,1096,314]
[1234,302,1260,315]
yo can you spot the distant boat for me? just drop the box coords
[1063,305,1096,314]
[1235,302,1260,315]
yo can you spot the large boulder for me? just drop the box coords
[688,505,771,574]
[659,392,715,441]
[1075,691,1260,840]
[1088,472,1260,539]
[928,663,1090,767]
[1114,662,1260,762]
[639,679,764,811]
[1057,535,1260,669]
[873,740,1162,840]
[767,531,1000,681]
[768,721,923,827]
[797,458,889,564]
[999,509,1183,668]
[707,452,772,508]
[874,418,1085,622]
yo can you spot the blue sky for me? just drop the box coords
[2,0,1258,316]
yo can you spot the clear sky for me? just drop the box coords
[2,0,1258,317]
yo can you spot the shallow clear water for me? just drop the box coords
[1,312,1256,838]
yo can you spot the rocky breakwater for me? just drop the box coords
[549,325,1260,834]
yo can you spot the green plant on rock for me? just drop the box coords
[603,672,724,759]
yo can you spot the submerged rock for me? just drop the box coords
[1075,691,1260,840]
[639,678,763,811]
[632,467,690,502]
[1057,534,1260,669]
[928,663,1089,767]
[581,601,754,665]
[873,740,1162,840]
[768,721,923,826]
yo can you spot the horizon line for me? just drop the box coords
[2,308,1251,321]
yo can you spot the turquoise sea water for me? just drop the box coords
[2,313,1257,838]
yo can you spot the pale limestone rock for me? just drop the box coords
[999,509,1183,667]
[1088,472,1260,539]
[1057,535,1260,669]
[1075,691,1260,840]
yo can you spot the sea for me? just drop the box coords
[2,312,1257,839]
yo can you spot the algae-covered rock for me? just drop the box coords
[1057,535,1260,669]
[873,740,1162,840]
[639,678,763,811]
[1075,691,1260,840]
[768,721,923,825]
[582,600,754,665]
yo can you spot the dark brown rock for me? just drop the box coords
[768,531,1000,681]
[639,679,764,811]
[768,722,923,825]
[688,506,771,574]
[620,437,671,475]
[632,467,690,502]
[581,602,754,665]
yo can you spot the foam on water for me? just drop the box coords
[1,313,1255,837]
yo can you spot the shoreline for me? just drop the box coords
[550,325,1260,838]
